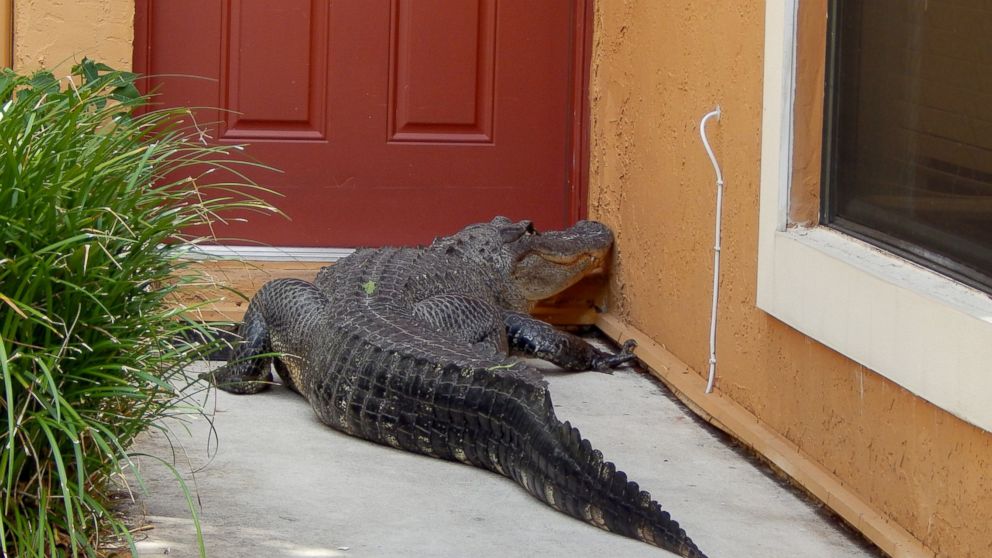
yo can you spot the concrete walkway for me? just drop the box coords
[128,353,878,558]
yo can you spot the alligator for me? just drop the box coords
[204,217,707,557]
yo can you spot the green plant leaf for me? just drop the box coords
[28,70,59,94]
[77,58,101,85]
[362,280,377,295]
[0,59,280,556]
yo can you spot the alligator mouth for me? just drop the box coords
[510,220,614,300]
[516,220,613,264]
[535,252,599,265]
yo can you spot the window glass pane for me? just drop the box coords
[826,0,992,290]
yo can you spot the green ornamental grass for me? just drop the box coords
[0,60,276,557]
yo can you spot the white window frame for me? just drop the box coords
[756,1,992,433]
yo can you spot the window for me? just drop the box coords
[822,0,992,292]
[756,1,992,434]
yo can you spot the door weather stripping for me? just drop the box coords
[179,245,355,262]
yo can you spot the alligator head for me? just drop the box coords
[430,216,613,310]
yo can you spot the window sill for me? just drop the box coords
[756,225,992,433]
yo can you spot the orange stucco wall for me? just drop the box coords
[13,0,133,73]
[587,2,991,557]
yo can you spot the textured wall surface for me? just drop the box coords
[14,0,133,72]
[587,2,991,557]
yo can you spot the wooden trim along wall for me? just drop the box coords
[171,260,329,323]
[172,260,607,326]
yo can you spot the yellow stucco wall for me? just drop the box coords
[588,2,991,557]
[13,0,133,73]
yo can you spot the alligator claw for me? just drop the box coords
[593,339,638,372]
[198,364,273,395]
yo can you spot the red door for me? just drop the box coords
[134,0,589,247]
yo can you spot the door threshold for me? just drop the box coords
[179,245,355,262]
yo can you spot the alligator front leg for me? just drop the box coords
[504,312,637,372]
[200,303,274,394]
[412,294,509,356]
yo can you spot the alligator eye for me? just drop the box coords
[499,223,530,243]
[525,222,537,235]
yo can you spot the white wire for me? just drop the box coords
[699,107,723,394]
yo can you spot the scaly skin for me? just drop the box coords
[205,218,707,558]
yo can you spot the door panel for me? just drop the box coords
[222,0,330,140]
[388,0,495,142]
[135,0,584,247]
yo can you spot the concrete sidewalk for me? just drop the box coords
[128,354,878,558]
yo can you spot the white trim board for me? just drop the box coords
[756,0,992,433]
[180,245,355,262]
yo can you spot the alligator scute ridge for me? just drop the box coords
[205,217,707,558]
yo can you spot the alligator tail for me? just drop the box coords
[307,342,707,556]
[505,390,707,558]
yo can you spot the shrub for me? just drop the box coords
[0,60,274,557]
